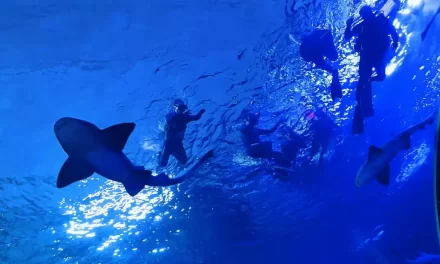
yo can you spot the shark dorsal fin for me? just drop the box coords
[101,123,136,151]
[368,145,383,161]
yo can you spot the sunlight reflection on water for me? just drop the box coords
[59,178,179,255]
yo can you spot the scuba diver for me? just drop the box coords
[240,110,285,161]
[158,99,206,167]
[344,5,399,133]
[300,29,342,100]
[304,105,337,165]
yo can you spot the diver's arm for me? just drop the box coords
[187,109,206,122]
[146,173,186,187]
[258,122,281,135]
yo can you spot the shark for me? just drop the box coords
[355,110,437,187]
[54,117,214,196]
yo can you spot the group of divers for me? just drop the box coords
[53,5,439,198]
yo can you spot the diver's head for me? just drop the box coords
[359,5,374,20]
[246,111,260,126]
[173,99,188,113]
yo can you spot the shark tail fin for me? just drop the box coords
[400,132,411,150]
[123,169,152,196]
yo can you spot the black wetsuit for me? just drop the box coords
[159,110,203,167]
[310,114,335,163]
[345,14,398,84]
[300,29,338,73]
[240,124,280,160]
[279,132,306,167]
[345,13,398,119]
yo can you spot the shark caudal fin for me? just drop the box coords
[57,157,94,188]
[123,169,152,196]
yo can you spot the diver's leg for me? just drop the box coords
[313,57,334,73]
[310,138,320,161]
[371,55,387,82]
[172,141,189,165]
[158,142,172,167]
[358,54,374,116]
[318,137,331,165]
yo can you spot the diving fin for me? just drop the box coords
[123,169,152,196]
[359,81,374,118]
[400,132,411,150]
[330,71,342,100]
[376,165,391,185]
[352,104,364,135]
[57,157,94,188]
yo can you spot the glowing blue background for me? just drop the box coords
[0,0,439,263]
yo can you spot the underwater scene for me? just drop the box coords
[1,0,440,263]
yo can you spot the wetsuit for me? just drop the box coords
[240,123,280,159]
[345,14,398,84]
[300,29,338,73]
[158,110,204,167]
[309,111,336,164]
[279,131,306,167]
[300,29,342,100]
[345,11,399,118]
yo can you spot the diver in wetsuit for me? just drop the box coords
[158,99,206,167]
[300,29,342,100]
[279,128,307,168]
[305,105,337,165]
[344,5,399,119]
[240,111,284,161]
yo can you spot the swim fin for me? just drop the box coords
[330,71,342,100]
[358,81,374,118]
[352,104,364,135]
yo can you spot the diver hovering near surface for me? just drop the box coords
[240,109,285,161]
[345,4,399,134]
[53,117,214,197]
[158,99,206,167]
[355,110,436,187]
[304,105,337,165]
[299,29,342,100]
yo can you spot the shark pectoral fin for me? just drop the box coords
[57,157,94,188]
[123,169,152,196]
[368,145,383,161]
[375,165,390,185]
[101,123,136,151]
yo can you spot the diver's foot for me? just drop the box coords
[352,105,365,135]
[330,71,342,100]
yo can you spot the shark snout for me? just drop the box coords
[54,117,73,133]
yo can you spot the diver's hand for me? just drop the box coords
[346,17,354,26]
[391,41,398,50]
[199,109,206,115]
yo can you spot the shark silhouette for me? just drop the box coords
[54,117,213,196]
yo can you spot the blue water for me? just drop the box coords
[1,0,440,263]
